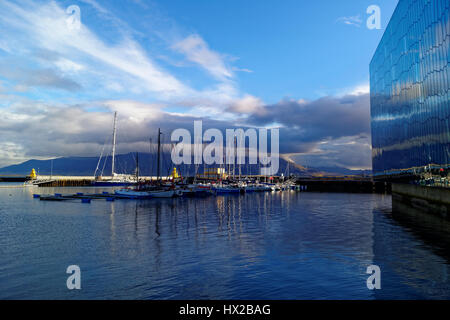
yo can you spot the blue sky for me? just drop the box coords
[0,0,398,169]
[155,0,397,101]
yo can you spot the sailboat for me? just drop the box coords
[91,112,136,187]
[114,128,183,198]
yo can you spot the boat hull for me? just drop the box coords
[114,190,152,199]
[214,188,242,194]
[181,185,213,197]
[92,181,135,187]
[147,190,182,198]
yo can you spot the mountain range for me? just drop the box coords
[0,152,371,177]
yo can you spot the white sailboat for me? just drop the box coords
[92,112,136,187]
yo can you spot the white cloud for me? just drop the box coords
[339,83,370,96]
[336,15,363,27]
[0,0,254,116]
[102,100,165,122]
[54,58,84,73]
[227,95,264,114]
[0,142,28,167]
[172,34,233,81]
[0,0,189,97]
[232,67,253,73]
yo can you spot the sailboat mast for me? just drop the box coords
[233,136,236,180]
[136,152,139,182]
[287,160,290,179]
[111,111,117,177]
[157,128,161,181]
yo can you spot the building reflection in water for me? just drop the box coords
[373,200,450,299]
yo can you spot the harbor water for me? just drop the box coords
[0,182,449,299]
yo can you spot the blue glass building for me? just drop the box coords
[370,0,450,177]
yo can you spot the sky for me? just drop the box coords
[0,0,398,170]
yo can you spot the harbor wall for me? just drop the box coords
[34,176,167,187]
[296,179,390,193]
[0,176,30,182]
[392,183,450,220]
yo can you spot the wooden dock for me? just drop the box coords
[34,192,117,202]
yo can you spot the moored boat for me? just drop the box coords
[179,184,214,197]
[114,188,152,199]
[245,184,272,192]
[214,185,244,194]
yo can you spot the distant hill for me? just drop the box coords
[0,152,307,177]
[310,166,372,176]
[0,153,370,177]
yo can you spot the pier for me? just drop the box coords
[34,192,117,202]
[28,175,162,187]
[0,175,30,182]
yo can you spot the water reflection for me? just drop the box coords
[391,200,450,263]
[0,187,449,299]
[372,198,450,299]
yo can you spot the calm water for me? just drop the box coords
[0,183,449,299]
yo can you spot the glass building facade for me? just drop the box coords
[370,0,450,177]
